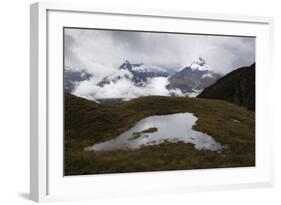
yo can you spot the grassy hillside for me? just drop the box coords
[198,63,255,111]
[64,93,255,175]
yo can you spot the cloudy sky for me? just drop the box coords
[64,28,255,101]
[64,28,255,77]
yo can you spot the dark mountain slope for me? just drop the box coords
[198,63,255,111]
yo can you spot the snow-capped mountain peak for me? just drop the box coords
[120,60,167,74]
[190,62,209,71]
[190,57,209,71]
[120,60,133,71]
[167,57,221,94]
[97,60,170,88]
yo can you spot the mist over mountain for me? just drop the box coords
[67,60,181,102]
[64,28,255,103]
[98,60,170,87]
[64,67,92,92]
[65,58,229,102]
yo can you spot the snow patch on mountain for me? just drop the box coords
[131,64,147,72]
[201,73,214,79]
[190,63,209,71]
[190,57,211,71]
[132,64,168,73]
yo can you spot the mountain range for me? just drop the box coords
[92,58,221,97]
[97,60,170,87]
[64,58,255,109]
[64,58,221,99]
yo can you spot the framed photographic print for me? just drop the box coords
[30,2,274,202]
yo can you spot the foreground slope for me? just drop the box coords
[64,93,255,175]
[198,63,255,111]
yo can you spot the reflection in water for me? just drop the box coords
[85,113,226,152]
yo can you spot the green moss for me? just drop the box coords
[64,93,255,176]
[142,127,158,133]
[130,132,142,141]
[129,127,158,141]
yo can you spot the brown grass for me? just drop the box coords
[64,94,255,176]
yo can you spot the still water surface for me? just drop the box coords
[85,113,226,152]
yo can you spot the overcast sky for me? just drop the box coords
[64,28,255,77]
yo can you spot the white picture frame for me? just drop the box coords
[30,2,274,202]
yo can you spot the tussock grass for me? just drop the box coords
[64,93,255,176]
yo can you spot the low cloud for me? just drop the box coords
[65,28,255,100]
[73,75,185,101]
[65,28,255,76]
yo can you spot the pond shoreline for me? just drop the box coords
[84,112,226,152]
